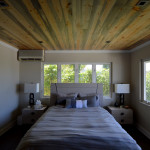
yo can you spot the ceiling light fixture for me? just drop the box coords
[106,41,111,44]
[0,1,8,8]
[38,41,43,44]
[136,0,149,6]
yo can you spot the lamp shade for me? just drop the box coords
[115,84,130,94]
[24,83,39,93]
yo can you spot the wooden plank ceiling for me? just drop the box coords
[0,0,150,50]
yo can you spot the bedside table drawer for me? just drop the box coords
[22,106,47,124]
[23,116,39,124]
[115,117,133,124]
[23,110,43,117]
[107,106,133,125]
[112,109,133,118]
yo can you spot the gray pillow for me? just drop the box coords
[65,99,76,108]
[79,93,100,106]
[56,93,77,105]
[65,99,72,108]
[80,96,98,107]
[57,96,76,105]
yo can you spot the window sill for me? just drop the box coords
[139,101,150,106]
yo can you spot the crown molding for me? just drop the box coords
[1,39,150,53]
[0,41,18,51]
[46,41,150,54]
[130,40,150,53]
[45,49,130,54]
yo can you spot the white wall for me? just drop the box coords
[19,52,131,108]
[19,62,41,107]
[131,42,150,137]
[0,42,19,135]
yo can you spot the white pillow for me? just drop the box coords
[76,100,82,108]
[82,100,87,108]
[76,100,87,108]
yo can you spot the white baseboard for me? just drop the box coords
[0,119,16,136]
[136,123,150,139]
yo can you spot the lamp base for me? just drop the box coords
[29,93,34,106]
[120,94,124,106]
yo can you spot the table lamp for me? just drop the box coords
[115,84,130,106]
[24,83,39,106]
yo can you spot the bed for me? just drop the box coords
[16,83,141,150]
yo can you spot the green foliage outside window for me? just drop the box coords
[44,64,110,97]
[96,65,110,96]
[61,64,75,83]
[146,71,150,101]
[79,65,92,83]
[44,64,57,96]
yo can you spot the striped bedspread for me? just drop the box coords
[17,106,141,150]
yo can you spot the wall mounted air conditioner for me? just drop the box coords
[18,50,44,61]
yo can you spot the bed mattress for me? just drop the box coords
[16,106,141,150]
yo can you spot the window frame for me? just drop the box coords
[41,62,112,99]
[141,59,150,103]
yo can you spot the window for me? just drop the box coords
[79,64,92,83]
[96,64,110,97]
[42,63,111,98]
[142,60,150,102]
[61,64,75,83]
[44,64,57,96]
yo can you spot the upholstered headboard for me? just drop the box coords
[50,83,103,107]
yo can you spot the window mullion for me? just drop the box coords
[41,62,44,98]
[109,63,112,98]
[75,64,78,83]
[144,62,146,100]
[57,64,61,83]
[92,64,96,83]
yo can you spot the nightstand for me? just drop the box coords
[22,106,47,124]
[106,106,133,124]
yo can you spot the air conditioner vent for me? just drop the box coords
[18,50,45,61]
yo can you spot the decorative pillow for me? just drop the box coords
[71,99,76,108]
[80,96,98,107]
[65,98,76,108]
[79,93,100,106]
[82,100,87,108]
[65,99,87,108]
[56,93,78,105]
[79,93,99,100]
[76,100,83,108]
[65,99,72,108]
